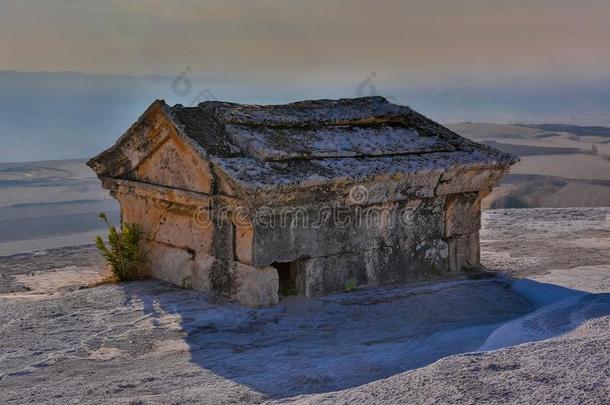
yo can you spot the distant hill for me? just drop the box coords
[0,159,119,252]
[448,122,610,208]
[516,124,610,138]
[4,71,610,162]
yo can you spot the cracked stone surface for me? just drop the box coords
[0,208,608,404]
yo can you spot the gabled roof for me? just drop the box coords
[89,97,518,192]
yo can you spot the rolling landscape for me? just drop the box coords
[448,122,610,208]
[0,159,119,255]
[2,120,609,256]
[1,70,609,254]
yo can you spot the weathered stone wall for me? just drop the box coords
[238,191,484,297]
[101,160,502,305]
[234,197,451,296]
[107,179,490,304]
[248,197,444,267]
[230,168,500,298]
[114,189,279,307]
[298,238,449,296]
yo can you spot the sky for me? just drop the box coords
[2,0,610,161]
[2,0,610,81]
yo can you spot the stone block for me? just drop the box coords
[143,239,213,291]
[447,232,480,271]
[444,192,484,237]
[234,221,254,265]
[298,238,449,297]
[251,197,445,267]
[232,262,279,307]
[436,168,506,195]
[301,252,368,297]
[142,240,278,306]
[119,193,213,255]
[343,173,442,204]
[364,239,449,284]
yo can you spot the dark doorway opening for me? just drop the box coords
[272,260,302,296]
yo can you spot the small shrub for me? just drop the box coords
[95,212,143,281]
[343,277,358,292]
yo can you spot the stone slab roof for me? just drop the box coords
[90,97,518,192]
[168,97,516,187]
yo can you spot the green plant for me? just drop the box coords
[343,277,358,292]
[95,212,143,281]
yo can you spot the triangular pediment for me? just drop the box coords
[131,134,213,194]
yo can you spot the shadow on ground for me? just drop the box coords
[120,276,541,398]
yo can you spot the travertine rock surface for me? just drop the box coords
[1,208,608,404]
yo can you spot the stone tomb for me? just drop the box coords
[88,97,517,306]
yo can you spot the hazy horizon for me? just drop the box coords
[2,0,610,162]
[3,68,610,162]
